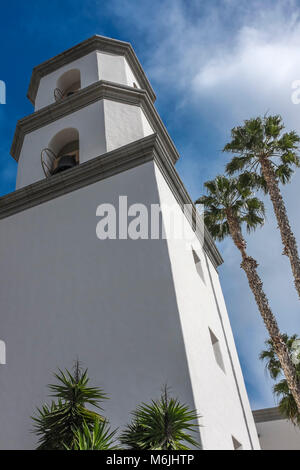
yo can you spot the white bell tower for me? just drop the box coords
[12,36,156,188]
[0,35,260,450]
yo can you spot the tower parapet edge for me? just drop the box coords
[27,35,156,109]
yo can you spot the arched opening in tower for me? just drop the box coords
[48,128,79,175]
[55,69,81,101]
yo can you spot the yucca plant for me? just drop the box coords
[224,115,300,299]
[66,419,118,450]
[120,387,201,450]
[32,361,107,450]
[260,334,300,425]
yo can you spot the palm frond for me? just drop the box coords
[223,115,300,186]
[195,175,265,242]
[259,334,300,425]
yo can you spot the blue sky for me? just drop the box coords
[1,0,300,410]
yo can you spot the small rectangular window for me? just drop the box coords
[232,436,243,450]
[209,328,225,372]
[192,249,205,283]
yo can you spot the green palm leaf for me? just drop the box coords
[195,175,264,242]
[260,334,300,425]
[224,115,300,186]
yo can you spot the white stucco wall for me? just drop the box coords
[0,158,260,449]
[153,165,260,450]
[0,161,200,450]
[97,52,127,84]
[16,101,106,189]
[34,51,141,111]
[35,52,99,111]
[208,262,260,448]
[124,58,140,88]
[97,52,140,88]
[103,100,153,152]
[140,109,154,136]
[256,419,300,450]
[16,100,153,189]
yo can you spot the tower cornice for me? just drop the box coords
[27,35,156,105]
[11,80,179,164]
[3,134,223,269]
[253,407,284,423]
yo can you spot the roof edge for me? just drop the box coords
[27,35,156,105]
[3,134,223,269]
[11,80,178,163]
[253,407,285,423]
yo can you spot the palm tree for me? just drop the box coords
[195,175,300,412]
[67,419,118,450]
[224,115,300,299]
[260,334,300,425]
[32,361,107,449]
[120,387,201,450]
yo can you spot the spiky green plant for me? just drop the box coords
[32,361,107,450]
[120,387,201,450]
[224,115,300,299]
[260,334,300,425]
[66,419,118,450]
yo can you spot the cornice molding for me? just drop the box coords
[2,134,223,269]
[11,81,179,164]
[27,35,156,105]
[253,407,285,423]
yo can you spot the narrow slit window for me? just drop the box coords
[192,249,205,283]
[209,328,225,372]
[232,436,243,450]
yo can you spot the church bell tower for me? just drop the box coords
[0,35,260,450]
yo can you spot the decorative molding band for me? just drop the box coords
[11,81,179,165]
[2,134,223,269]
[253,407,285,423]
[27,35,156,105]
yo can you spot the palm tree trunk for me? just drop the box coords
[260,157,300,300]
[226,213,300,412]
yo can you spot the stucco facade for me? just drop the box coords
[0,35,260,450]
[254,407,300,450]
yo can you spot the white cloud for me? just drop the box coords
[192,23,300,127]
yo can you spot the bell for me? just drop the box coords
[52,154,77,175]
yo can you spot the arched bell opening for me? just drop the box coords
[54,69,81,102]
[52,139,79,175]
[41,128,79,177]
